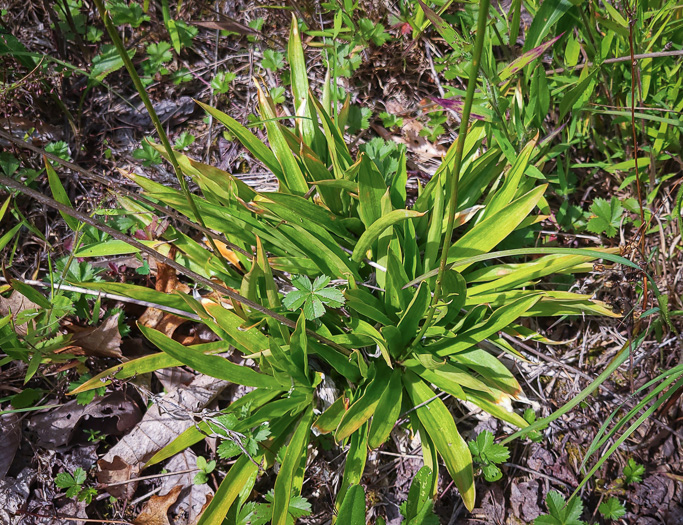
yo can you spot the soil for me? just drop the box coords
[0,1,681,524]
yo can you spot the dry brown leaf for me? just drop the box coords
[139,259,191,340]
[69,313,123,358]
[0,290,40,336]
[28,392,142,448]
[0,412,21,480]
[100,375,227,466]
[159,450,214,525]
[133,485,182,525]
[402,119,448,161]
[96,456,139,500]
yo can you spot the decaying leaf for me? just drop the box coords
[0,291,40,336]
[100,375,227,466]
[97,456,139,500]
[27,392,142,448]
[0,412,21,480]
[0,468,36,525]
[158,449,214,525]
[139,260,191,341]
[133,485,182,525]
[69,313,123,358]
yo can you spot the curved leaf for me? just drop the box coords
[351,210,425,262]
[403,370,475,511]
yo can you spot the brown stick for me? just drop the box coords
[0,173,352,357]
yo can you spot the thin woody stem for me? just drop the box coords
[411,0,491,346]
[0,173,351,357]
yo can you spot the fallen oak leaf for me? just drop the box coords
[133,485,182,525]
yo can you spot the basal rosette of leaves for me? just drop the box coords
[68,14,634,524]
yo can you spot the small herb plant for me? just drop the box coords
[622,458,645,485]
[587,197,625,238]
[211,71,237,94]
[534,491,586,525]
[55,468,97,503]
[468,431,510,482]
[193,456,216,485]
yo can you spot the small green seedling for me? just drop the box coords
[193,456,216,485]
[211,71,237,94]
[55,467,97,503]
[261,49,286,71]
[174,132,195,150]
[106,0,149,27]
[468,430,510,482]
[132,140,162,167]
[622,458,645,485]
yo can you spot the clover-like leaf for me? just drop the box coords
[283,275,345,320]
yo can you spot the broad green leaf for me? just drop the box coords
[336,484,366,525]
[483,138,537,220]
[139,324,281,389]
[523,0,573,51]
[367,369,402,449]
[272,408,314,525]
[72,281,194,314]
[73,239,143,257]
[403,371,475,511]
[452,348,522,396]
[197,455,261,525]
[466,290,620,317]
[255,80,309,195]
[395,282,430,351]
[344,288,396,326]
[408,361,488,396]
[308,339,362,384]
[160,0,180,53]
[559,69,598,120]
[254,193,352,241]
[314,397,347,434]
[9,279,51,309]
[447,185,546,270]
[467,253,594,296]
[351,210,425,262]
[423,175,446,275]
[0,223,23,253]
[45,157,80,231]
[336,422,368,507]
[203,301,271,355]
[405,466,433,522]
[416,0,466,54]
[288,14,316,148]
[336,365,391,441]
[429,294,542,356]
[357,153,386,228]
[196,100,282,180]
[90,44,134,82]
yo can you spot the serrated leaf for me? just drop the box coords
[587,197,623,238]
[55,472,76,489]
[599,497,626,520]
[535,491,586,525]
[284,275,345,320]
